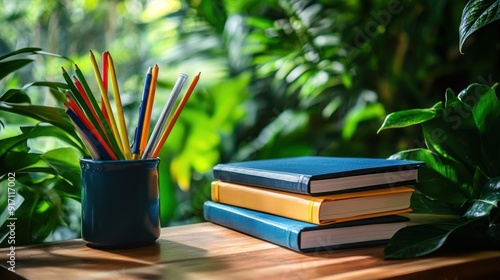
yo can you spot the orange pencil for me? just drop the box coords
[151,72,200,158]
[139,64,159,157]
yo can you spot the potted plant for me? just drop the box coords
[378,0,500,258]
[0,47,85,246]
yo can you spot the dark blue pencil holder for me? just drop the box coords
[80,157,161,249]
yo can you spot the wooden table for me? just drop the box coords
[1,222,500,279]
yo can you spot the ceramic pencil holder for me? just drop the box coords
[80,157,161,249]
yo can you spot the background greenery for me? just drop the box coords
[1,0,499,246]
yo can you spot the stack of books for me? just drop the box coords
[204,156,423,252]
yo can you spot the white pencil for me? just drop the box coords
[142,73,187,159]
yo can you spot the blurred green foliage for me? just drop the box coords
[0,0,499,245]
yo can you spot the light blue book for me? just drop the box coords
[204,201,409,253]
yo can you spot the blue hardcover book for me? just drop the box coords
[204,201,409,253]
[213,156,423,195]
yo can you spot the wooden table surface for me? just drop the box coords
[1,222,500,279]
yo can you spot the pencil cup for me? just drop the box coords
[80,157,161,249]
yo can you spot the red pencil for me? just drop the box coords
[66,97,118,160]
[101,51,110,123]
[72,76,99,123]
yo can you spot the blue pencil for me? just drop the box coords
[131,67,153,159]
[66,107,113,160]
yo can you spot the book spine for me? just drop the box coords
[213,165,311,194]
[203,201,302,252]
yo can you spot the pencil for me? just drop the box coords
[73,64,120,157]
[139,64,159,157]
[142,73,188,159]
[131,67,153,159]
[63,68,108,146]
[65,103,100,160]
[65,99,117,160]
[74,125,101,159]
[89,50,125,160]
[101,51,110,123]
[107,52,132,160]
[72,75,101,128]
[151,72,200,158]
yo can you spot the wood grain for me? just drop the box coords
[1,222,500,279]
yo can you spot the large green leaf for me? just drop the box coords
[458,83,500,176]
[421,88,486,174]
[459,0,500,53]
[386,175,500,259]
[0,134,30,158]
[40,148,81,189]
[389,148,474,208]
[0,47,42,61]
[0,102,74,134]
[377,102,442,133]
[0,178,62,247]
[0,59,34,80]
[21,81,69,103]
[19,124,85,154]
[0,124,85,160]
[0,187,25,245]
[0,89,31,103]
[384,217,489,259]
[409,191,460,216]
[464,176,500,220]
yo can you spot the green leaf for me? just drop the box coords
[459,0,500,53]
[2,152,41,175]
[0,47,42,61]
[486,223,500,247]
[0,89,31,103]
[464,176,500,220]
[40,148,81,188]
[389,149,473,208]
[0,185,60,247]
[458,83,500,176]
[0,134,29,158]
[384,217,489,259]
[377,102,442,133]
[421,88,486,174]
[19,124,85,154]
[0,59,34,80]
[0,102,75,134]
[408,191,459,216]
[0,182,25,221]
[21,81,69,103]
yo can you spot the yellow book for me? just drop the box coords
[211,181,413,225]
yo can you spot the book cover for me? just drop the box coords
[211,181,413,225]
[204,201,409,253]
[213,156,423,195]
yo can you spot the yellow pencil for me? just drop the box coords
[139,64,159,157]
[107,51,132,160]
[89,50,124,159]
